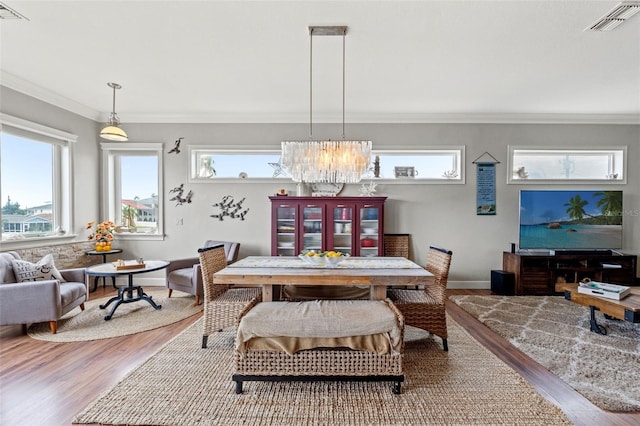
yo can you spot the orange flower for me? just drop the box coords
[87,220,116,242]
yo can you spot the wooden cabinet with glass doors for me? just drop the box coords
[270,196,386,257]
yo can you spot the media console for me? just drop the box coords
[502,250,638,296]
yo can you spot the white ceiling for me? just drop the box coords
[1,0,639,124]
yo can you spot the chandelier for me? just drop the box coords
[281,26,371,184]
[281,140,372,183]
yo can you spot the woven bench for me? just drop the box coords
[232,299,405,394]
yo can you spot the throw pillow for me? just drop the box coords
[11,254,66,283]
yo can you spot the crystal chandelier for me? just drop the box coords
[281,140,372,183]
[281,26,371,184]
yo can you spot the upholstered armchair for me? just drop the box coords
[166,240,240,306]
[0,251,88,334]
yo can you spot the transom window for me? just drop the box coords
[189,146,465,184]
[189,148,285,181]
[508,147,626,184]
[366,148,464,181]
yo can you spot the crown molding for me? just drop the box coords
[1,71,101,121]
[121,112,640,125]
[3,72,639,125]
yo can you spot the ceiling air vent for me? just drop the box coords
[0,2,27,20]
[586,1,640,31]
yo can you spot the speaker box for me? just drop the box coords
[491,270,515,295]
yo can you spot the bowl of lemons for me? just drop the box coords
[325,251,348,266]
[299,250,348,266]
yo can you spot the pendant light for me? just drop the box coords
[99,82,128,141]
[281,26,372,184]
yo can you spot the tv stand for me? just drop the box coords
[553,249,618,256]
[503,251,637,296]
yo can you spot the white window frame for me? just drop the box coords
[101,142,164,241]
[0,114,76,248]
[188,146,287,183]
[507,146,627,184]
[369,147,465,184]
[188,145,465,184]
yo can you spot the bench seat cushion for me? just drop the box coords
[236,299,403,355]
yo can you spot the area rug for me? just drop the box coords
[450,295,640,412]
[28,288,202,342]
[73,316,571,425]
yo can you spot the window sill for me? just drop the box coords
[188,177,465,185]
[0,234,78,250]
[115,232,165,242]
[507,178,627,185]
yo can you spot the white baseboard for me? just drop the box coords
[447,280,491,289]
[108,278,491,290]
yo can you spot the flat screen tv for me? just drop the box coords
[519,190,623,250]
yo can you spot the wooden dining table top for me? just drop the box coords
[213,256,433,301]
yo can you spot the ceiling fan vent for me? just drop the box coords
[0,2,28,20]
[586,1,640,31]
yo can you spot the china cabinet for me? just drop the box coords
[269,196,386,257]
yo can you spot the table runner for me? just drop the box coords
[229,256,421,269]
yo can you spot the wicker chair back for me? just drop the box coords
[424,246,453,302]
[198,245,229,302]
[198,244,262,349]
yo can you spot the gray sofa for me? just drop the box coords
[0,251,88,333]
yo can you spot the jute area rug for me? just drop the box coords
[28,288,202,342]
[73,316,571,425]
[450,295,640,412]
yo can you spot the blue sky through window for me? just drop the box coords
[120,156,158,200]
[1,133,53,209]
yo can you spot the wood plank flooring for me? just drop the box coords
[0,287,638,425]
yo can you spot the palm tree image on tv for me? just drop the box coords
[519,190,623,249]
[595,191,623,224]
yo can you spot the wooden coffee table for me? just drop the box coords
[556,283,640,335]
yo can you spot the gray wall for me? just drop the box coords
[1,87,101,237]
[2,87,639,287]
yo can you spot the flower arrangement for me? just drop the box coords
[86,220,116,251]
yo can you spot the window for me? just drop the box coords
[189,146,465,184]
[0,114,75,244]
[508,147,626,184]
[368,147,465,183]
[189,147,287,182]
[101,143,163,240]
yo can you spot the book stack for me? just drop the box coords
[578,279,631,300]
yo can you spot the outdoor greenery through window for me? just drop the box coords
[101,143,163,239]
[508,147,626,183]
[0,114,74,243]
[189,146,464,183]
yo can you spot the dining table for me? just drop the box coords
[213,256,433,301]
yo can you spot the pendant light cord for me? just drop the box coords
[112,84,117,115]
[308,26,348,139]
[309,27,313,138]
[342,28,345,139]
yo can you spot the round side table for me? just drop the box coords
[85,248,123,292]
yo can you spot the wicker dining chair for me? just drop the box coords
[384,234,410,259]
[199,244,262,348]
[387,245,453,351]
